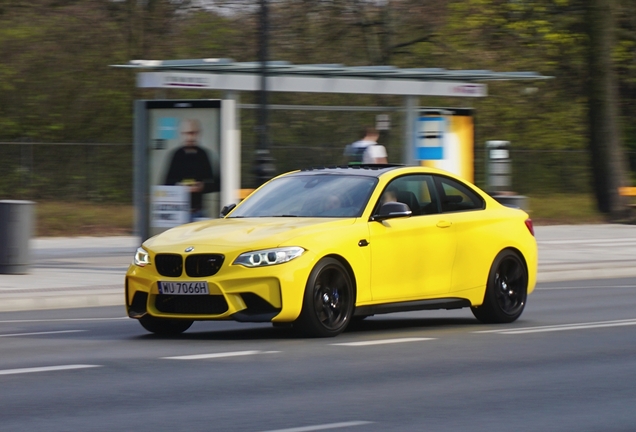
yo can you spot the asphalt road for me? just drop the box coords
[1,277,635,432]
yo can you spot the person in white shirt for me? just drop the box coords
[345,127,388,164]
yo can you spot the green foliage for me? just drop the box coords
[0,0,634,201]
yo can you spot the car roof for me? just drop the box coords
[291,164,406,178]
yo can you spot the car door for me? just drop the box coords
[368,174,457,302]
[432,175,488,294]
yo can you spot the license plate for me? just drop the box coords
[158,281,209,295]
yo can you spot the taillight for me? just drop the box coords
[525,218,534,236]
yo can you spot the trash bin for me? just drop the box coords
[492,194,529,211]
[486,140,511,193]
[0,200,35,274]
[485,141,530,212]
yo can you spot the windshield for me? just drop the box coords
[229,174,377,218]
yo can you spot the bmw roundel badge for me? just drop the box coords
[185,247,194,253]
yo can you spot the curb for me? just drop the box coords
[0,293,124,313]
[3,267,636,313]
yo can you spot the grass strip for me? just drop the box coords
[33,194,607,237]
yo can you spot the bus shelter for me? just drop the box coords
[114,59,549,239]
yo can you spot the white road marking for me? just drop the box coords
[475,318,636,334]
[537,285,636,290]
[332,337,435,346]
[259,421,373,432]
[0,317,127,324]
[162,350,280,360]
[0,330,86,338]
[538,238,636,245]
[0,364,102,376]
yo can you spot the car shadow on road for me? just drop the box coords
[346,316,480,333]
[134,316,481,341]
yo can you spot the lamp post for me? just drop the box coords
[254,0,276,187]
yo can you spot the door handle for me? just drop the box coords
[436,220,452,228]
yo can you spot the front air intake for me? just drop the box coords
[128,291,148,318]
[155,295,228,315]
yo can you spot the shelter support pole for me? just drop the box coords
[403,96,419,166]
[254,0,276,186]
[222,92,241,208]
[133,100,149,241]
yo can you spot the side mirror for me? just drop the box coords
[371,202,412,222]
[220,203,237,217]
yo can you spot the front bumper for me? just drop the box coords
[125,252,316,323]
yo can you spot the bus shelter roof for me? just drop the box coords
[115,58,550,82]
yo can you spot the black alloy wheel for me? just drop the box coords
[138,315,194,335]
[295,257,354,337]
[471,250,528,324]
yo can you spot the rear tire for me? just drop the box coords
[295,258,354,337]
[471,250,528,324]
[138,315,193,335]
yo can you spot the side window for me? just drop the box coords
[375,175,440,216]
[434,176,485,213]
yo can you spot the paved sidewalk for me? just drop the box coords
[0,225,635,312]
[0,236,138,313]
[534,224,636,282]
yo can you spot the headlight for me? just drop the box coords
[133,247,151,267]
[233,247,305,267]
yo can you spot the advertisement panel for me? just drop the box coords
[416,108,474,183]
[150,185,190,228]
[145,100,221,236]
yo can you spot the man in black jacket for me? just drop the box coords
[164,118,217,220]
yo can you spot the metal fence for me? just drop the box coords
[0,142,133,202]
[2,141,634,203]
[475,149,595,195]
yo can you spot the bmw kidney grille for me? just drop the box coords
[155,254,183,277]
[155,253,224,278]
[185,254,225,277]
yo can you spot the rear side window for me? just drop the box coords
[434,176,485,213]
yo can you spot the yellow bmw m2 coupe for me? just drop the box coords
[126,165,537,337]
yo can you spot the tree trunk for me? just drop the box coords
[586,0,629,219]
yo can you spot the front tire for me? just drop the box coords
[138,315,193,335]
[471,250,528,324]
[295,258,354,337]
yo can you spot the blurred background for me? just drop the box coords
[1,0,635,234]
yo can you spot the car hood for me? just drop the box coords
[144,217,357,252]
